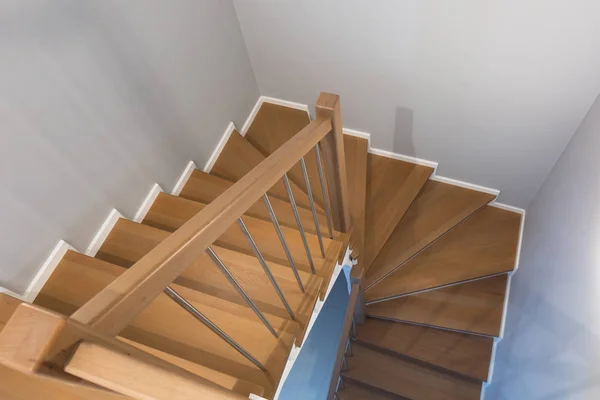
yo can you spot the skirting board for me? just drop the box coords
[0,240,75,303]
[241,96,310,136]
[204,122,236,173]
[85,208,124,257]
[134,183,164,223]
[171,161,197,196]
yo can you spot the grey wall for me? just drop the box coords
[485,94,600,399]
[233,0,600,208]
[0,0,259,294]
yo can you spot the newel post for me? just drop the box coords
[315,93,350,233]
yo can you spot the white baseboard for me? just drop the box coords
[85,209,123,257]
[204,122,236,173]
[431,175,500,197]
[369,147,439,171]
[134,183,164,223]
[0,240,76,303]
[241,96,310,136]
[171,161,197,196]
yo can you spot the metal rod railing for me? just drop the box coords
[300,157,326,257]
[206,246,278,338]
[283,174,316,274]
[237,218,296,320]
[164,286,267,371]
[314,144,334,239]
[262,194,305,292]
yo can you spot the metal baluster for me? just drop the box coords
[351,317,357,337]
[262,194,305,293]
[313,144,334,239]
[300,157,326,257]
[341,355,349,372]
[283,174,316,274]
[164,287,266,371]
[206,246,278,338]
[345,338,353,357]
[237,218,296,320]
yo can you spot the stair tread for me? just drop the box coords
[0,293,20,331]
[180,169,331,236]
[363,154,434,271]
[366,179,495,289]
[338,380,403,399]
[141,193,334,274]
[356,318,494,381]
[366,206,521,302]
[211,129,321,213]
[344,134,368,261]
[243,102,326,209]
[367,274,508,337]
[342,342,481,400]
[35,250,294,395]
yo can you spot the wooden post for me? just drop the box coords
[315,93,350,233]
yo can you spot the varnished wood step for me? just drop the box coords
[363,153,434,271]
[0,293,20,331]
[211,129,320,212]
[343,342,481,400]
[180,169,331,236]
[344,134,368,262]
[337,380,402,399]
[35,250,295,396]
[367,274,508,337]
[243,102,326,209]
[356,318,494,381]
[366,206,521,302]
[142,193,335,275]
[366,179,495,289]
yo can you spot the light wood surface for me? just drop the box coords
[366,179,495,289]
[316,93,350,232]
[70,115,332,336]
[180,169,331,236]
[342,342,481,400]
[366,206,521,302]
[211,130,319,212]
[336,380,400,400]
[0,293,20,331]
[356,318,494,381]
[343,135,368,262]
[244,102,326,210]
[367,274,508,337]
[34,251,295,395]
[140,194,334,273]
[362,153,434,271]
[66,341,247,400]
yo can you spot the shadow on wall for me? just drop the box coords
[487,282,600,400]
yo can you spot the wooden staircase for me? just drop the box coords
[0,93,522,400]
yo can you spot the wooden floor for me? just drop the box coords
[362,153,434,271]
[211,129,316,212]
[343,135,368,261]
[342,342,482,400]
[366,206,521,302]
[366,179,495,289]
[366,274,508,336]
[336,380,401,400]
[356,318,494,381]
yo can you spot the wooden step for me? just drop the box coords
[211,129,320,212]
[365,179,495,289]
[35,250,295,396]
[366,206,521,302]
[344,134,368,261]
[363,154,434,271]
[180,169,331,236]
[366,274,508,337]
[356,318,494,381]
[0,293,21,331]
[337,380,402,399]
[243,102,326,210]
[342,342,481,400]
[141,193,335,275]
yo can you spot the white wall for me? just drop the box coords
[233,0,600,208]
[0,0,259,294]
[485,93,600,399]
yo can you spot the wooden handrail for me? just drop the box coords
[326,282,360,400]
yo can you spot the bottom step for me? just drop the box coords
[342,342,481,400]
[337,380,401,399]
